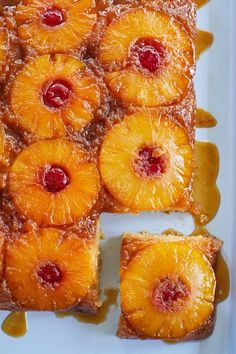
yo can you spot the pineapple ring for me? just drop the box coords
[15,0,97,54]
[11,54,100,139]
[99,9,195,106]
[5,228,96,310]
[9,139,100,226]
[121,241,216,339]
[99,111,193,211]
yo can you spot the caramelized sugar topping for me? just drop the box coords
[42,79,73,109]
[152,276,190,312]
[131,37,167,73]
[39,165,70,193]
[133,147,168,178]
[38,262,63,287]
[41,7,65,27]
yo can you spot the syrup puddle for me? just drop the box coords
[195,29,214,60]
[196,108,217,128]
[56,288,118,325]
[193,141,220,225]
[196,0,210,9]
[215,252,230,303]
[1,312,27,338]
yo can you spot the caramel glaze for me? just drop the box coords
[196,108,217,128]
[1,312,27,338]
[196,0,210,9]
[191,142,229,303]
[56,288,118,325]
[191,140,229,303]
[193,141,221,226]
[1,288,118,336]
[191,218,209,236]
[215,252,230,303]
[195,29,214,60]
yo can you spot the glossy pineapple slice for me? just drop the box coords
[8,139,100,226]
[5,228,96,310]
[0,17,8,79]
[99,9,194,107]
[15,0,97,54]
[11,54,100,139]
[121,241,215,339]
[99,111,193,210]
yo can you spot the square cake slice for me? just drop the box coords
[118,232,222,341]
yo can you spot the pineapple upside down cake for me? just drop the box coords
[0,0,224,341]
[119,232,223,341]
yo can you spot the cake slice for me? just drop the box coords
[118,232,222,341]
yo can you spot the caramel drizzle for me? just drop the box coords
[1,289,118,337]
[196,108,217,128]
[56,288,118,325]
[195,29,214,60]
[191,218,209,236]
[193,141,221,226]
[191,141,229,303]
[1,312,27,338]
[193,9,229,304]
[195,22,216,128]
[196,0,210,9]
[215,253,230,303]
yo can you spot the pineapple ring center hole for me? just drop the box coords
[42,79,73,109]
[37,262,63,287]
[152,275,190,313]
[41,7,65,27]
[130,37,167,73]
[38,164,70,193]
[133,146,169,178]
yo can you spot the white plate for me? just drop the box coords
[0,1,235,353]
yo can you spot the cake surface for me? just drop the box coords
[118,232,223,341]
[0,0,202,313]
